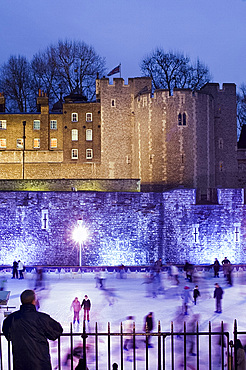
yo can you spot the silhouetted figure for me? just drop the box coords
[12,261,18,279]
[193,285,200,305]
[2,289,63,370]
[214,283,224,313]
[213,258,220,278]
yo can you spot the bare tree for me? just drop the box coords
[140,49,211,95]
[0,55,32,112]
[35,40,107,102]
[237,84,246,135]
[31,46,60,106]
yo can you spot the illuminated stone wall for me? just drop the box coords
[0,189,245,266]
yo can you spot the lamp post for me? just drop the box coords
[22,121,26,179]
[73,220,88,267]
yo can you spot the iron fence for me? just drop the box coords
[0,319,242,369]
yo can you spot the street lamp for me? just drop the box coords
[73,220,88,267]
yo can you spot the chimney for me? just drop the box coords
[0,92,5,113]
[37,89,49,113]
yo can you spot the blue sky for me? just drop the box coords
[1,0,246,88]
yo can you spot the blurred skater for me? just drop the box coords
[143,312,154,347]
[171,264,180,285]
[123,316,134,351]
[182,286,192,315]
[98,269,106,289]
[35,267,44,291]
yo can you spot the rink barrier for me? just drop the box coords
[0,319,239,370]
[1,263,246,276]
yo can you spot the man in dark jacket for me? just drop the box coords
[144,312,154,347]
[2,289,63,370]
[214,283,224,313]
[81,294,91,322]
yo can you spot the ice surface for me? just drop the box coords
[1,267,246,369]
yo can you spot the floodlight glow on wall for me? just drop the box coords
[73,220,88,267]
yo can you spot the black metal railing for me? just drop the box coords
[0,320,241,370]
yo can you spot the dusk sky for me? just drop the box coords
[1,0,246,89]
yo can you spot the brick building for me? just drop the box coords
[0,77,238,192]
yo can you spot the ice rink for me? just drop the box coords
[1,267,246,369]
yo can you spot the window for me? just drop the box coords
[33,138,40,148]
[86,129,92,141]
[50,138,57,148]
[72,129,78,141]
[178,113,187,126]
[234,223,240,242]
[193,224,199,243]
[86,113,92,122]
[41,210,49,230]
[0,138,6,148]
[50,120,57,130]
[86,149,93,159]
[72,113,78,122]
[219,161,223,172]
[219,138,223,149]
[72,149,78,159]
[33,120,40,130]
[0,120,6,129]
[17,138,23,149]
[111,99,116,107]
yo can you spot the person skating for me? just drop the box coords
[182,286,192,315]
[123,316,134,351]
[81,295,91,322]
[71,297,81,325]
[214,283,224,313]
[143,312,154,347]
[193,285,200,305]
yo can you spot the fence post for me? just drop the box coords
[171,321,174,370]
[120,322,124,370]
[82,320,87,369]
[221,321,224,368]
[157,320,161,370]
[70,322,73,370]
[196,320,199,370]
[209,321,212,370]
[184,321,187,370]
[234,319,237,370]
[108,322,111,370]
[95,322,98,370]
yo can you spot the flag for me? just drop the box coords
[107,64,121,76]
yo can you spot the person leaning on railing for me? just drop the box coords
[2,289,63,370]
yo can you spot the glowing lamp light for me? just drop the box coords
[73,226,88,243]
[73,220,88,267]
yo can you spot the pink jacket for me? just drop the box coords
[71,299,81,313]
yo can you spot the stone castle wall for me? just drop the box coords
[0,188,245,267]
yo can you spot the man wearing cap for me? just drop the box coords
[2,289,63,370]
